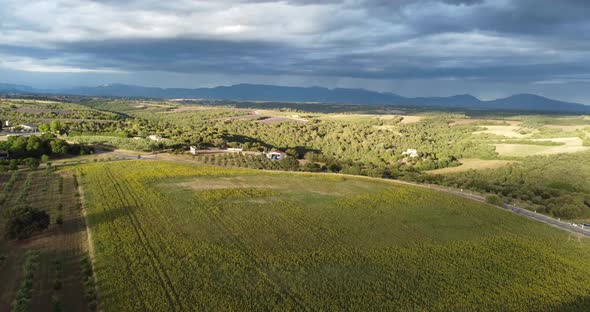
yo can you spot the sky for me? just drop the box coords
[1,0,590,103]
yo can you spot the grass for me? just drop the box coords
[78,160,590,311]
[495,137,589,157]
[426,158,518,174]
[474,125,535,138]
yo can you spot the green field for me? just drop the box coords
[78,161,590,311]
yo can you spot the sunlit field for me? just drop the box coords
[79,161,590,311]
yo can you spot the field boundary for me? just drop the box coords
[76,155,590,250]
[77,172,101,312]
[125,154,590,239]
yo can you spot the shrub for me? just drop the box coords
[24,158,40,170]
[4,206,50,240]
[56,214,64,226]
[8,159,19,170]
[485,194,503,206]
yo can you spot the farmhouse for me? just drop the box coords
[402,148,419,158]
[189,146,198,155]
[265,150,286,160]
[21,123,38,132]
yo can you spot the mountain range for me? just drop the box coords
[1,82,589,113]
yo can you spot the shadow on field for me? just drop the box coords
[84,206,133,229]
[59,205,132,238]
[548,295,590,311]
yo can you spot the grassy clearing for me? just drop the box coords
[495,137,589,157]
[426,158,518,174]
[79,160,590,311]
[399,115,423,123]
[474,125,535,138]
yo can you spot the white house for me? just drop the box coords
[189,146,198,155]
[265,150,286,160]
[402,148,419,158]
[21,123,38,132]
[148,135,162,141]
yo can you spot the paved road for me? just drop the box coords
[64,151,590,238]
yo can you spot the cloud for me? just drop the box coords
[0,0,590,102]
[0,54,122,73]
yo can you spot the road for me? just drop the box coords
[391,179,590,238]
[61,150,590,238]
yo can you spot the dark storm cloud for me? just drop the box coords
[58,39,296,75]
[1,0,590,96]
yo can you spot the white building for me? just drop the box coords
[21,123,38,132]
[189,146,198,155]
[402,148,419,158]
[265,150,286,160]
[148,135,162,141]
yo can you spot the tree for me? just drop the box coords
[26,136,43,154]
[485,194,503,206]
[50,140,69,155]
[4,206,50,240]
[38,123,50,133]
[304,152,318,162]
[50,120,63,133]
[279,156,299,171]
[8,159,19,171]
[25,158,40,170]
[285,148,300,158]
[41,154,50,162]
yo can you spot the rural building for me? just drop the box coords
[148,135,162,141]
[0,150,9,160]
[265,150,286,160]
[189,146,198,155]
[402,148,419,158]
[21,123,38,132]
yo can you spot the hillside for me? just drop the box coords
[78,161,590,311]
[2,82,589,113]
[65,84,590,113]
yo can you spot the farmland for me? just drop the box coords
[495,137,589,157]
[426,158,518,174]
[79,160,590,311]
[0,167,91,311]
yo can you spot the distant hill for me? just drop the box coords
[0,83,38,93]
[1,82,589,113]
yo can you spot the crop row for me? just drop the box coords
[196,153,282,170]
[78,161,590,311]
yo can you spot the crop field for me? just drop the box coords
[78,160,590,311]
[0,168,91,311]
[473,125,536,138]
[426,158,518,174]
[495,137,589,157]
